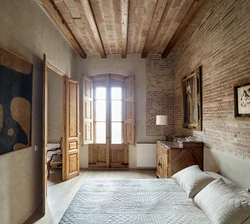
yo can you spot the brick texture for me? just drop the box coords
[171,0,250,158]
[146,55,174,136]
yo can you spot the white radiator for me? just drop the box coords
[136,143,156,168]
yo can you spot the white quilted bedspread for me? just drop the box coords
[59,179,211,224]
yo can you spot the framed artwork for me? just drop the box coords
[181,66,202,131]
[0,46,33,155]
[234,81,250,119]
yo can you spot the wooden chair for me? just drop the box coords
[47,138,62,178]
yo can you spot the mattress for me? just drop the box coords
[59,179,211,224]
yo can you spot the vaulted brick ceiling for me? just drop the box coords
[40,0,207,59]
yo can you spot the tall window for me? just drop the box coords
[82,74,134,145]
[94,86,124,144]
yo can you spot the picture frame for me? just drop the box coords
[0,46,33,155]
[234,81,250,119]
[181,66,202,131]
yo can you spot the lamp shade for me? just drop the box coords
[156,115,168,125]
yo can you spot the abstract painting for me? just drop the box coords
[0,47,33,155]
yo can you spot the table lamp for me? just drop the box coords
[156,115,168,140]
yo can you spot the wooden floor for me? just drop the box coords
[36,169,156,224]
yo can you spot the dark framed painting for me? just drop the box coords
[181,66,202,131]
[0,46,33,155]
[234,81,250,119]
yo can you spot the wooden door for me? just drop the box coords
[63,77,80,180]
[109,75,127,168]
[42,54,48,215]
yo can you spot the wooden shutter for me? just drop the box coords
[124,76,135,145]
[82,75,93,144]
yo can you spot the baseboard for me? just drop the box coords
[135,167,156,169]
[24,205,44,224]
[80,168,156,171]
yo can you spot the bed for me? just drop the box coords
[59,166,250,224]
[59,179,210,224]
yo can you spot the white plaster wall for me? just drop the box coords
[204,147,250,188]
[0,0,77,223]
[48,69,63,143]
[77,55,160,168]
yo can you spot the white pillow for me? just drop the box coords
[194,178,250,224]
[205,171,250,200]
[171,165,214,198]
[205,171,239,188]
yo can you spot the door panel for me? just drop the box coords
[110,144,128,168]
[89,144,107,167]
[109,75,126,167]
[63,77,80,180]
[69,153,78,173]
[42,54,48,215]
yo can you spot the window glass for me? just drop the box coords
[95,100,106,121]
[111,101,122,121]
[95,87,106,100]
[111,122,123,144]
[111,87,122,100]
[95,122,106,143]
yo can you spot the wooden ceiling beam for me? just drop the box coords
[79,0,106,58]
[141,0,168,58]
[41,0,86,58]
[161,0,206,58]
[121,0,129,59]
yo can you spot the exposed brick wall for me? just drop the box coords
[171,0,250,158]
[146,55,174,136]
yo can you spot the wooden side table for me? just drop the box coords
[156,140,203,178]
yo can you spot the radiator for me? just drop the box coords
[136,143,156,168]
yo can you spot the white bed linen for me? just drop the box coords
[194,178,250,224]
[172,165,214,198]
[60,179,211,224]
